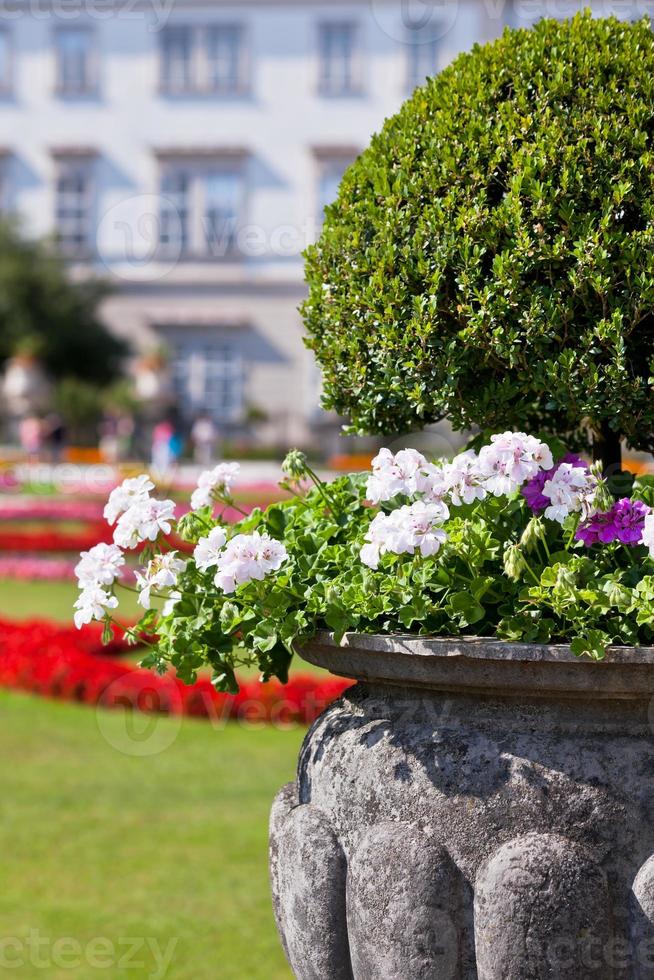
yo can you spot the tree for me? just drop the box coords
[303,14,654,472]
[0,220,126,385]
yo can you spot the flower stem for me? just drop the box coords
[305,464,342,517]
[566,514,581,550]
[522,556,541,586]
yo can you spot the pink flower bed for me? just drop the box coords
[0,498,105,521]
[0,556,138,583]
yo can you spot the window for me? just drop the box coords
[160,26,192,94]
[318,23,359,96]
[160,24,246,95]
[203,171,241,252]
[54,156,94,255]
[0,30,11,94]
[316,155,354,225]
[168,336,244,422]
[159,161,244,257]
[206,26,245,94]
[407,35,440,90]
[160,170,189,253]
[55,27,96,96]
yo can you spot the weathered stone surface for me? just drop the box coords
[270,634,654,979]
[270,793,352,978]
[631,856,654,979]
[475,833,611,979]
[347,823,466,979]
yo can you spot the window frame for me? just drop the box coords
[160,328,246,424]
[317,21,362,97]
[159,24,194,95]
[54,25,98,98]
[158,157,246,259]
[53,154,95,257]
[313,148,358,228]
[204,23,248,95]
[159,23,248,96]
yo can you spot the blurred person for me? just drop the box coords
[100,412,135,464]
[99,413,120,464]
[116,414,135,461]
[151,418,174,472]
[169,422,184,466]
[44,413,67,463]
[19,414,43,459]
[190,412,216,466]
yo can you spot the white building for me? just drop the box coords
[0,0,637,446]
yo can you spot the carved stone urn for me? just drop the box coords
[269,633,654,979]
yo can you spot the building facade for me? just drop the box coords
[0,0,638,446]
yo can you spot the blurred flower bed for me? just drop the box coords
[0,472,342,719]
[0,617,351,722]
[0,523,114,553]
[0,557,80,581]
[0,498,105,521]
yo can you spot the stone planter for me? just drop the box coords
[269,633,654,980]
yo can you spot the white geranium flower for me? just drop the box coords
[103,474,154,525]
[213,531,288,594]
[360,500,449,569]
[478,432,553,496]
[113,498,176,549]
[642,513,654,558]
[73,586,119,629]
[75,542,125,588]
[366,448,434,504]
[443,450,487,506]
[542,463,592,523]
[136,552,186,609]
[193,526,228,572]
[162,591,182,616]
[191,462,241,510]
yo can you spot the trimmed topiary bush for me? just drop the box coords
[303,13,654,470]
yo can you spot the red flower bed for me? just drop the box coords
[0,525,196,555]
[0,503,260,555]
[0,618,352,724]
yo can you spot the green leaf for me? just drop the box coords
[570,630,610,661]
[446,592,485,626]
[252,621,279,654]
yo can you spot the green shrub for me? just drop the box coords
[303,13,654,469]
[0,219,125,385]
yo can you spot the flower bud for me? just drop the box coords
[282,449,309,479]
[503,543,527,581]
[520,516,546,551]
[587,463,614,515]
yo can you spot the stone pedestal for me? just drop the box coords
[270,633,654,979]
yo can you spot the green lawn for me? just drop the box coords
[0,578,309,978]
[0,691,299,978]
[0,580,143,622]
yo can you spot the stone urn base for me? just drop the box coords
[269,633,654,979]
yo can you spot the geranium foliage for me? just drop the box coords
[75,441,654,689]
[303,14,654,462]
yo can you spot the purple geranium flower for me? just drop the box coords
[576,497,650,548]
[522,453,588,513]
